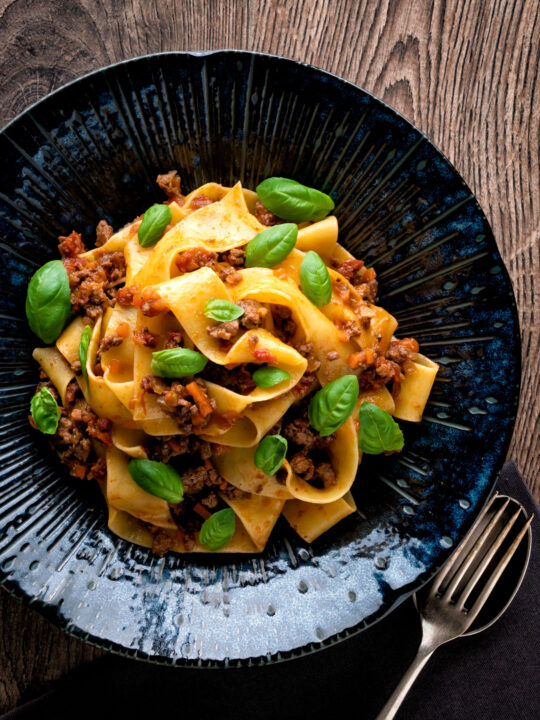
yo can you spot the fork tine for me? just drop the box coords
[456,506,524,608]
[443,504,522,603]
[430,495,508,596]
[462,515,532,624]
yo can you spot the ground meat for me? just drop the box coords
[293,372,318,398]
[95,220,113,247]
[142,377,216,432]
[385,338,419,364]
[219,247,246,266]
[280,402,337,489]
[355,279,379,303]
[190,194,214,210]
[289,452,336,487]
[64,251,126,320]
[334,258,364,282]
[326,350,340,361]
[237,299,267,328]
[207,320,240,341]
[116,285,137,306]
[203,362,257,395]
[337,319,362,342]
[182,463,223,495]
[217,263,242,286]
[53,411,92,476]
[207,299,266,342]
[58,231,86,258]
[176,248,217,273]
[272,305,297,341]
[87,457,106,482]
[71,359,82,373]
[316,462,337,487]
[97,332,124,356]
[132,327,159,347]
[146,434,210,463]
[254,200,284,226]
[163,331,184,349]
[349,338,419,392]
[156,170,184,204]
[48,399,111,480]
[290,452,315,481]
[201,491,219,508]
[295,342,314,358]
[65,379,80,404]
[131,287,168,316]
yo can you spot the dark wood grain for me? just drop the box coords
[0,0,538,712]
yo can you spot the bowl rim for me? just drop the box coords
[0,48,522,668]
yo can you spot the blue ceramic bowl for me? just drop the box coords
[0,51,520,665]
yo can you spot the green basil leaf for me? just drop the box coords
[128,458,184,503]
[30,387,60,435]
[245,223,298,268]
[78,325,92,385]
[204,299,245,323]
[25,260,71,343]
[138,204,173,248]
[358,402,404,454]
[199,508,236,551]
[252,366,291,388]
[256,177,334,222]
[151,348,208,378]
[300,250,332,307]
[308,375,359,437]
[254,434,288,475]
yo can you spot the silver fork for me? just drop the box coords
[376,493,533,720]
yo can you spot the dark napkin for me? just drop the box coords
[4,462,539,720]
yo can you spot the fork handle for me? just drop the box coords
[375,645,435,720]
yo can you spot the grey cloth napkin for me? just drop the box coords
[3,462,539,719]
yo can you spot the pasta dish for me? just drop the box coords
[26,172,438,554]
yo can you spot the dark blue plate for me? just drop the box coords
[0,51,520,665]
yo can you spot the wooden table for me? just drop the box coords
[0,0,538,712]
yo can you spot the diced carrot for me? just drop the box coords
[72,463,87,479]
[186,382,213,418]
[347,352,363,369]
[116,323,130,338]
[193,503,212,520]
[363,267,376,281]
[109,359,123,374]
[364,348,374,365]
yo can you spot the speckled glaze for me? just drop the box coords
[0,51,520,666]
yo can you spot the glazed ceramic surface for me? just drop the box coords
[0,51,520,665]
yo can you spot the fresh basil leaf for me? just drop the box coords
[138,204,172,248]
[78,324,92,384]
[300,251,332,307]
[128,458,184,503]
[151,348,208,378]
[199,508,236,551]
[252,366,291,388]
[254,434,288,475]
[308,375,359,437]
[256,177,334,222]
[30,387,60,435]
[25,260,71,343]
[358,402,404,454]
[204,299,245,323]
[245,223,297,268]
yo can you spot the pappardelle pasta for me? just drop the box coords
[26,172,438,554]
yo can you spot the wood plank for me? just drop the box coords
[0,0,537,712]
